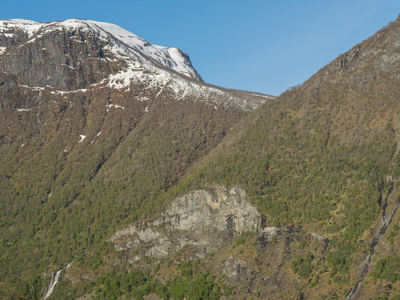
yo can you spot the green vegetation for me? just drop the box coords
[48,263,222,300]
[94,270,168,299]
[168,272,221,300]
[387,223,399,245]
[290,251,314,279]
[3,12,400,300]
[372,255,400,283]
[235,231,253,246]
[183,88,395,242]
[326,242,353,283]
[1,64,398,298]
[0,95,244,298]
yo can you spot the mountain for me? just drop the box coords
[97,14,400,299]
[0,19,269,299]
[2,14,400,300]
[170,15,400,299]
[0,19,202,83]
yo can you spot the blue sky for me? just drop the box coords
[3,1,400,96]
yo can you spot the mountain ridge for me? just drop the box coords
[0,18,202,81]
[3,15,400,300]
[0,17,271,299]
[0,18,270,116]
[167,14,400,299]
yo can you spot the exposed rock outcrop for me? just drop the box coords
[222,256,253,283]
[110,185,330,265]
[110,186,260,260]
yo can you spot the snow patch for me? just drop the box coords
[90,20,201,80]
[0,47,6,55]
[249,93,275,99]
[52,88,87,95]
[137,96,149,102]
[17,108,32,112]
[102,59,263,111]
[0,19,43,37]
[106,104,124,110]
[166,47,196,78]
[79,135,86,143]
[19,83,91,95]
[19,85,46,92]
[107,61,143,89]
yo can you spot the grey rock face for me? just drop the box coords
[222,256,252,283]
[0,19,268,123]
[0,26,117,91]
[0,19,203,90]
[110,186,260,260]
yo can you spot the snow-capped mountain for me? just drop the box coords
[0,18,273,299]
[0,19,270,112]
[0,19,202,81]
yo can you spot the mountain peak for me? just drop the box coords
[0,18,267,111]
[0,18,202,81]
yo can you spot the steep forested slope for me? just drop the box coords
[0,19,267,299]
[3,14,400,299]
[172,15,400,299]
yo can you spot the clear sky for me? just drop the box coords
[2,0,400,96]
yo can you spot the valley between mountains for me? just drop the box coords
[1,16,400,299]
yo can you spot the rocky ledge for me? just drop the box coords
[109,186,260,261]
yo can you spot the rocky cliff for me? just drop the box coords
[101,185,331,299]
[110,186,260,260]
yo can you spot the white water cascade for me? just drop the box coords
[44,261,74,299]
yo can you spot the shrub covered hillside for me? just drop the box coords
[0,19,267,299]
[3,15,400,300]
[170,14,400,299]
